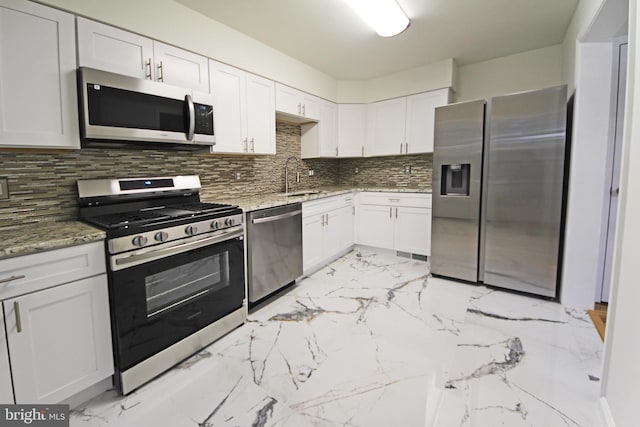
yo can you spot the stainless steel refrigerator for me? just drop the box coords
[431,85,569,298]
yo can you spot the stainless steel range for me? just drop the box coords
[77,175,246,395]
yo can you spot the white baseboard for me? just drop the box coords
[599,396,616,427]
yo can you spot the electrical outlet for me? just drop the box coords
[234,172,241,181]
[404,165,412,174]
[0,177,8,200]
[355,167,359,174]
[308,170,314,176]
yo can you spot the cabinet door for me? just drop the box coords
[338,104,366,157]
[77,17,153,80]
[246,73,276,154]
[319,101,338,157]
[275,84,303,117]
[324,210,342,259]
[0,0,78,149]
[395,207,431,256]
[300,94,321,121]
[303,214,325,274]
[366,97,407,156]
[5,275,113,404]
[0,315,13,404]
[406,89,450,154]
[153,41,209,92]
[209,60,246,154]
[337,205,355,252]
[356,205,394,250]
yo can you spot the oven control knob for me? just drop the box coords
[211,220,220,230]
[185,225,198,236]
[132,235,148,247]
[154,231,168,242]
[225,217,235,226]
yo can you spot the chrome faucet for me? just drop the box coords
[285,156,300,193]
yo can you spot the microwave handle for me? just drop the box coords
[186,94,195,141]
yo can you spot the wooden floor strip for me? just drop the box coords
[588,309,607,341]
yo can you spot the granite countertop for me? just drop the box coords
[0,187,429,259]
[214,186,431,212]
[0,221,106,260]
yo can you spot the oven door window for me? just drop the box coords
[145,252,229,318]
[109,236,244,371]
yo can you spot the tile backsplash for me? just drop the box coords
[0,122,431,228]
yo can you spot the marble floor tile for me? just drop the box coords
[70,249,603,427]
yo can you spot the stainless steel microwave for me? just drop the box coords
[78,67,215,149]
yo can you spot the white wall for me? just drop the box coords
[454,45,564,102]
[561,42,615,308]
[337,59,457,103]
[36,0,339,101]
[563,0,608,94]
[600,1,640,424]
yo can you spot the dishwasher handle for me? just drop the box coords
[251,209,302,224]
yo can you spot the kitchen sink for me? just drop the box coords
[285,190,325,197]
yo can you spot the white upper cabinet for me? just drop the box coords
[0,0,79,149]
[301,99,338,159]
[208,60,275,155]
[338,104,367,157]
[405,88,450,154]
[77,17,209,92]
[364,89,450,157]
[76,16,153,80]
[275,83,321,121]
[366,97,407,156]
[245,72,276,154]
[152,41,209,92]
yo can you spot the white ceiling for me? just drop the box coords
[175,0,579,80]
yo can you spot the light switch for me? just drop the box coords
[0,177,8,200]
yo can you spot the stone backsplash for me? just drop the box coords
[0,122,431,228]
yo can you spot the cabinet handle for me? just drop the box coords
[361,146,364,157]
[400,143,403,154]
[389,207,392,219]
[389,198,400,202]
[250,138,255,152]
[302,104,306,116]
[298,103,302,115]
[326,213,328,225]
[395,207,398,219]
[145,58,152,79]
[0,274,25,285]
[405,143,409,153]
[321,214,325,227]
[243,137,248,152]
[14,301,22,333]
[157,61,164,82]
[335,147,338,157]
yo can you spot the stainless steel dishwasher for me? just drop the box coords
[247,203,303,303]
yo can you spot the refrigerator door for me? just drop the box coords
[431,100,485,282]
[483,85,567,297]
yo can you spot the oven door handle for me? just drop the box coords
[114,228,243,268]
[251,209,302,224]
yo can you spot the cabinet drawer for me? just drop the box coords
[0,241,105,300]
[303,193,354,218]
[358,192,431,208]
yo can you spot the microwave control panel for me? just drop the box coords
[194,104,214,135]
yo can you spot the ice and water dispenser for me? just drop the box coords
[440,164,470,196]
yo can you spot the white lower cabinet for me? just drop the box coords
[303,194,354,274]
[356,192,432,256]
[5,275,113,404]
[0,314,12,404]
[0,241,113,404]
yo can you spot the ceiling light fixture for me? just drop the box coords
[344,0,410,37]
